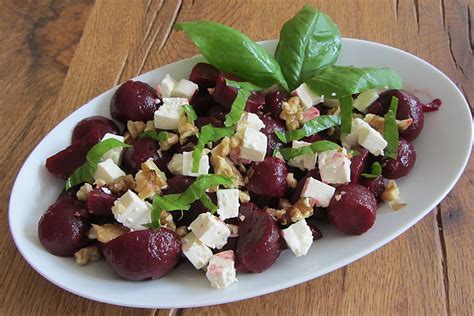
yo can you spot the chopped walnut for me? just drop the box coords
[280,96,304,130]
[127,121,146,139]
[167,154,183,175]
[161,211,176,231]
[390,202,407,211]
[381,180,400,202]
[108,174,136,194]
[278,198,292,209]
[212,137,231,157]
[210,155,243,187]
[123,132,133,144]
[159,132,179,151]
[135,158,168,199]
[178,114,198,144]
[286,173,297,189]
[227,224,239,237]
[88,223,129,243]
[74,245,101,266]
[397,118,413,131]
[287,198,315,223]
[364,114,413,133]
[144,120,154,131]
[76,183,93,201]
[176,226,188,238]
[239,190,251,203]
[266,208,289,225]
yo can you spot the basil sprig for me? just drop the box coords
[224,79,263,127]
[175,21,288,90]
[276,140,340,160]
[383,96,399,159]
[192,124,235,173]
[306,66,402,99]
[339,96,353,134]
[183,104,198,127]
[361,162,383,178]
[65,138,130,190]
[138,130,169,141]
[145,175,233,229]
[275,5,341,90]
[275,115,340,143]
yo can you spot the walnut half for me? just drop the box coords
[88,223,129,243]
[135,158,168,199]
[74,245,101,266]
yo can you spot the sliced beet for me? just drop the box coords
[71,116,120,143]
[189,62,220,89]
[190,90,218,116]
[350,147,370,184]
[381,138,416,179]
[212,73,240,108]
[264,90,288,120]
[247,157,288,198]
[361,175,385,203]
[122,138,171,174]
[103,228,181,281]
[45,128,102,180]
[244,92,265,113]
[38,198,91,257]
[260,116,286,155]
[235,203,281,272]
[195,117,224,129]
[327,184,377,235]
[87,188,117,217]
[306,217,323,240]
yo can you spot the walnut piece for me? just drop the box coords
[74,245,101,266]
[135,158,168,199]
[280,96,304,130]
[161,210,176,231]
[127,121,146,139]
[178,114,198,144]
[210,137,244,187]
[176,226,188,238]
[108,174,136,194]
[88,223,129,243]
[159,132,179,151]
[287,198,314,223]
[239,190,251,203]
[381,180,400,202]
[287,173,297,189]
[266,208,289,225]
[76,183,93,201]
[364,113,413,133]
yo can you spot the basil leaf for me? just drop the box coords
[175,21,289,90]
[276,140,340,160]
[65,139,130,190]
[183,104,198,127]
[226,79,263,91]
[192,125,235,173]
[306,66,402,98]
[145,194,190,229]
[179,174,234,205]
[339,96,353,134]
[224,89,252,127]
[275,5,341,90]
[361,162,382,178]
[275,115,340,143]
[138,130,169,141]
[384,96,399,159]
[200,194,219,214]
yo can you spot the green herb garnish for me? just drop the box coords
[339,96,353,134]
[224,89,252,127]
[275,115,340,143]
[65,138,130,190]
[183,104,198,127]
[361,162,383,178]
[383,96,399,159]
[276,140,340,160]
[138,130,169,141]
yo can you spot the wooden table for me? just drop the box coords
[1,0,472,314]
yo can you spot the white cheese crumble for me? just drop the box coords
[318,148,351,184]
[216,189,240,220]
[206,250,237,289]
[189,213,230,249]
[300,177,335,207]
[282,219,313,257]
[93,158,126,184]
[181,232,213,269]
[111,190,151,231]
[287,140,318,170]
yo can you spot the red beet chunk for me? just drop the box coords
[122,138,171,174]
[236,203,281,272]
[306,218,323,240]
[247,157,288,198]
[103,228,181,281]
[191,90,218,116]
[38,198,91,257]
[422,98,442,112]
[244,92,265,113]
[264,90,288,120]
[110,80,160,123]
[45,129,102,180]
[87,188,117,217]
[361,175,385,203]
[212,73,239,108]
[72,116,120,143]
[260,116,286,155]
[189,62,220,89]
[381,138,416,179]
[327,184,377,235]
[195,117,224,129]
[350,147,370,184]
[206,105,229,121]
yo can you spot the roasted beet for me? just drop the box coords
[71,116,120,143]
[327,184,377,235]
[350,147,370,184]
[247,157,288,197]
[122,138,170,174]
[361,175,385,203]
[191,90,218,116]
[87,188,117,217]
[422,98,442,112]
[306,218,323,240]
[212,73,240,108]
[264,90,288,119]
[206,105,229,122]
[103,228,181,281]
[195,117,224,129]
[244,92,265,113]
[38,198,91,256]
[45,129,102,179]
[260,116,286,155]
[110,80,160,123]
[235,203,281,272]
[381,138,416,179]
[189,62,220,89]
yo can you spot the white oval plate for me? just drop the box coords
[9,39,472,308]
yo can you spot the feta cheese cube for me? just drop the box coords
[236,112,265,131]
[172,79,199,100]
[158,74,177,98]
[182,151,209,177]
[358,124,387,156]
[93,158,126,184]
[353,89,379,113]
[111,190,151,230]
[100,133,124,165]
[206,250,237,289]
[300,177,335,207]
[293,83,324,109]
[318,148,351,184]
[181,232,213,269]
[189,213,230,249]
[240,128,267,162]
[287,140,317,170]
[167,153,183,175]
[341,118,370,148]
[282,219,313,257]
[216,189,240,220]
[153,97,188,130]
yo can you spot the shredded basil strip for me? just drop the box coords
[200,194,219,214]
[183,104,198,127]
[339,96,353,135]
[138,130,169,142]
[276,140,340,160]
[226,79,263,91]
[275,115,341,143]
[192,124,235,173]
[65,138,130,190]
[224,89,252,127]
[384,96,399,159]
[361,162,383,178]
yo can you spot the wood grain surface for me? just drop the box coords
[1,0,472,315]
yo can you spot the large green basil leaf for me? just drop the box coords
[175,21,289,90]
[306,66,402,98]
[275,5,341,90]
